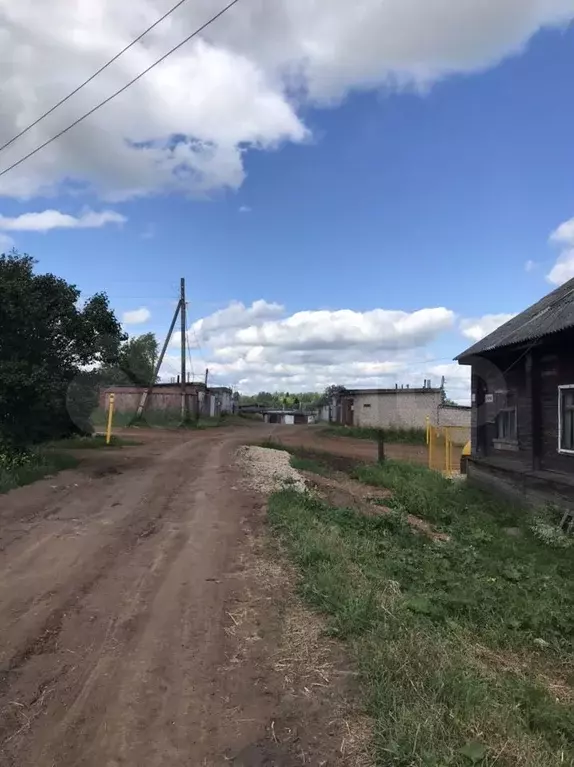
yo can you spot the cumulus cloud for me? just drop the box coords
[238,205,252,213]
[0,208,126,232]
[0,1,572,200]
[0,232,14,251]
[122,306,151,325]
[547,215,574,285]
[548,252,574,286]
[525,259,537,272]
[160,299,465,398]
[233,307,455,350]
[459,314,516,343]
[189,299,285,343]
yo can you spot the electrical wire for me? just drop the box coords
[0,0,192,156]
[0,0,242,179]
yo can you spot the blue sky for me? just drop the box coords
[2,2,574,401]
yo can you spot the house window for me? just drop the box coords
[363,403,371,408]
[559,386,574,453]
[494,389,517,442]
[496,408,517,440]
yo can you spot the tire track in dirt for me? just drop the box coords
[0,432,226,764]
[0,424,370,767]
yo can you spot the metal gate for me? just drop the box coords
[427,425,470,476]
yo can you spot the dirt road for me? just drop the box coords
[0,425,322,766]
[272,424,429,466]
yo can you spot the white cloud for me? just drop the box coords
[547,215,574,285]
[122,306,151,325]
[238,205,252,213]
[0,1,572,200]
[189,299,285,343]
[549,216,574,246]
[459,313,516,342]
[0,232,14,251]
[159,299,464,398]
[0,208,126,232]
[547,250,574,286]
[525,259,537,272]
[233,307,455,350]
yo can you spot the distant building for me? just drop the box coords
[457,277,574,510]
[330,385,468,431]
[99,382,233,418]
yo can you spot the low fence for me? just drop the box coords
[427,423,470,476]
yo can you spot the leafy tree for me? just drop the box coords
[105,332,159,386]
[0,252,124,447]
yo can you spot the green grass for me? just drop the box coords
[321,423,427,445]
[289,454,332,476]
[49,434,141,449]
[91,408,247,430]
[267,460,574,766]
[0,449,79,494]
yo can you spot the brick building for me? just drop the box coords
[330,386,466,430]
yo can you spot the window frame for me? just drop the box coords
[495,406,517,442]
[558,385,574,455]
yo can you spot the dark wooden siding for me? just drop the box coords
[538,334,574,473]
[469,328,574,477]
[471,352,530,468]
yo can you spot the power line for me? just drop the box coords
[0,0,242,180]
[0,0,192,156]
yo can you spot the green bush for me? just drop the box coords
[0,448,79,494]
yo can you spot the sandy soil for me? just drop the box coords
[0,425,368,767]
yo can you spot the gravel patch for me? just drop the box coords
[237,446,306,495]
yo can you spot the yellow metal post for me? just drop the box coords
[106,393,115,445]
[426,416,430,445]
[445,428,449,473]
[428,424,433,469]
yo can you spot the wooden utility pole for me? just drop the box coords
[204,368,209,388]
[377,429,386,464]
[135,297,181,420]
[180,278,189,422]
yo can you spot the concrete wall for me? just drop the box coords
[318,405,330,422]
[437,405,471,428]
[206,388,232,416]
[353,390,443,429]
[99,386,201,414]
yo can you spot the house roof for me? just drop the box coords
[456,277,574,361]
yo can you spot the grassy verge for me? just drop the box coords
[289,454,333,476]
[0,449,79,494]
[48,434,141,449]
[91,408,247,430]
[268,460,574,766]
[321,424,426,445]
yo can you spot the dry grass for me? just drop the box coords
[230,450,375,766]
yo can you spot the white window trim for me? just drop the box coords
[558,385,574,455]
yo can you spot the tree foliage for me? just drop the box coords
[0,253,124,447]
[238,387,348,409]
[101,332,159,387]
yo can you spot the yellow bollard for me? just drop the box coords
[426,416,430,445]
[106,393,115,445]
[428,424,433,469]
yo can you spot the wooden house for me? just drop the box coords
[456,278,574,508]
